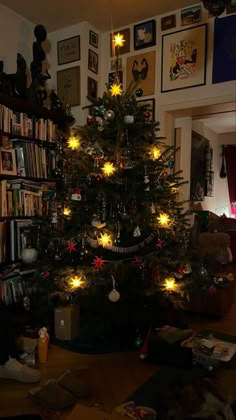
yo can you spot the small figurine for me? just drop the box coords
[7,53,27,98]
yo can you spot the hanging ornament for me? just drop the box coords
[156,239,164,249]
[98,106,105,117]
[92,256,105,270]
[67,135,80,150]
[135,87,143,97]
[134,335,143,348]
[198,265,208,280]
[133,226,141,238]
[168,159,174,169]
[110,83,123,96]
[71,188,81,201]
[150,203,156,214]
[97,232,113,248]
[108,275,120,302]
[104,109,115,121]
[87,114,93,125]
[124,115,134,124]
[183,263,192,274]
[67,240,76,253]
[102,162,116,176]
[134,256,143,268]
[21,247,38,264]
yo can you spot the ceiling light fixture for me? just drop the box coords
[201,0,228,17]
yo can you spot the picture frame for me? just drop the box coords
[161,24,207,93]
[137,98,155,122]
[181,5,201,26]
[111,57,122,71]
[110,28,130,56]
[227,0,236,14]
[0,148,17,176]
[205,171,214,197]
[88,49,99,74]
[126,50,156,96]
[133,19,156,50]
[108,71,123,89]
[89,30,98,48]
[57,35,80,66]
[57,66,80,107]
[87,76,98,99]
[161,14,176,31]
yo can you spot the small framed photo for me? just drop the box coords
[57,35,80,66]
[88,49,99,74]
[0,148,17,175]
[87,77,98,99]
[111,57,122,71]
[227,0,236,14]
[161,14,176,31]
[133,19,156,50]
[110,28,130,56]
[89,30,98,48]
[108,71,123,88]
[57,66,80,107]
[137,99,155,122]
[181,5,201,26]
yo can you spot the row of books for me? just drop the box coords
[13,140,56,179]
[0,218,34,263]
[0,270,35,305]
[0,179,56,217]
[0,104,57,141]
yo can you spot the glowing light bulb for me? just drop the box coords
[110,83,122,96]
[151,147,161,160]
[67,136,80,150]
[102,162,116,176]
[63,207,71,216]
[97,232,113,248]
[69,275,84,289]
[157,212,173,228]
[164,277,177,292]
[113,33,125,47]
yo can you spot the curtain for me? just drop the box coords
[224,145,236,216]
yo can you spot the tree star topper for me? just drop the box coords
[67,240,76,253]
[113,33,125,48]
[110,83,123,96]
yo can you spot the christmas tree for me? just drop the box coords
[33,34,197,342]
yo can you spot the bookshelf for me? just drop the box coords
[0,94,71,307]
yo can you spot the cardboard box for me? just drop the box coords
[65,404,127,420]
[54,304,79,340]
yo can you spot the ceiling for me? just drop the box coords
[198,112,236,134]
[0,0,198,31]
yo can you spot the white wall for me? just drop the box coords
[0,3,34,84]
[47,22,101,125]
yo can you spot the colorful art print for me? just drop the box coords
[181,5,202,26]
[108,71,123,89]
[161,24,207,93]
[161,14,176,31]
[89,30,98,48]
[111,57,122,71]
[133,19,156,50]
[88,49,99,74]
[126,51,156,96]
[227,0,236,14]
[137,99,155,122]
[110,28,130,56]
[0,148,17,175]
[57,66,80,107]
[87,77,98,99]
[57,36,80,66]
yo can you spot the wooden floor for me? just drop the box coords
[1,264,236,419]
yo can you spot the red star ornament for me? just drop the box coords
[156,239,164,249]
[92,256,105,270]
[67,240,76,253]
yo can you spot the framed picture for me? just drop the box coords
[161,14,176,31]
[161,24,207,93]
[133,19,156,50]
[88,49,99,74]
[87,77,98,99]
[57,36,80,66]
[126,50,156,96]
[111,57,122,71]
[110,28,130,56]
[57,66,80,107]
[0,148,17,176]
[137,98,155,122]
[227,0,236,14]
[181,5,201,26]
[205,171,214,197]
[108,71,123,88]
[89,30,98,48]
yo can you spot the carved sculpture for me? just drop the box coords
[7,53,27,98]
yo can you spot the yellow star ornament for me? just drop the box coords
[67,136,80,150]
[113,33,125,48]
[110,83,122,96]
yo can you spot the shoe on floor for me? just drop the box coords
[0,357,40,383]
